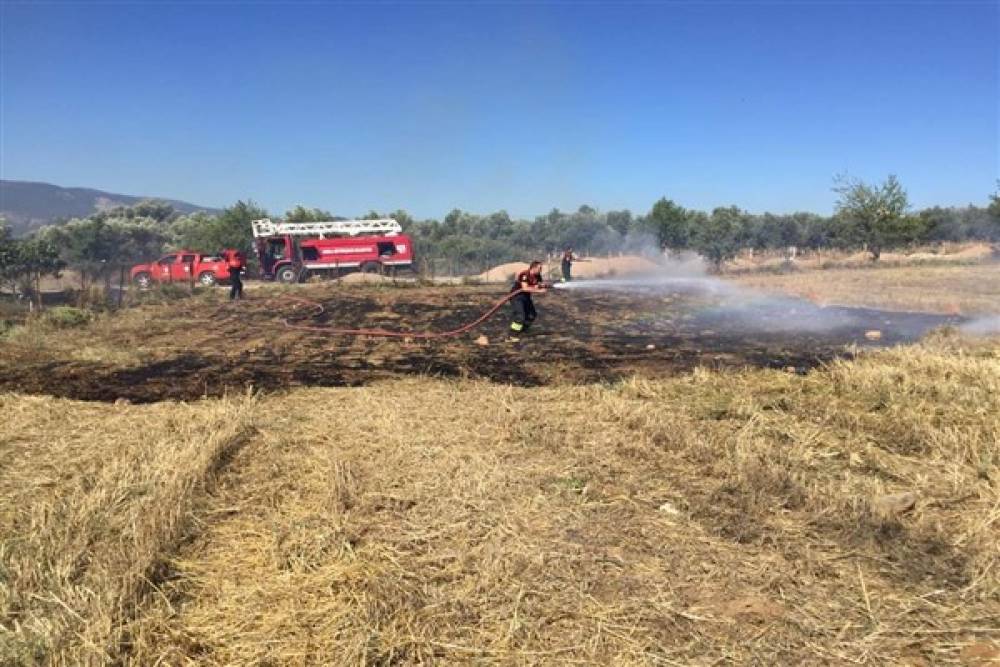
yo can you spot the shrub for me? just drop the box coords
[40,306,92,329]
[72,286,112,310]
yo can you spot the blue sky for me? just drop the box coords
[1,1,997,219]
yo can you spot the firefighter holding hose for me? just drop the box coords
[508,260,547,342]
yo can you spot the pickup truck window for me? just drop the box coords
[158,255,177,266]
[181,254,196,264]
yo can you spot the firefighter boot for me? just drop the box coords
[507,320,524,343]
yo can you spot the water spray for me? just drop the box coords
[551,276,729,294]
[960,315,1000,336]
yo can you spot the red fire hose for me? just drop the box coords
[277,288,538,339]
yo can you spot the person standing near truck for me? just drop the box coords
[508,260,547,341]
[223,249,245,300]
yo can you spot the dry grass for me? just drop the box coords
[2,337,994,664]
[0,394,256,665]
[129,341,998,665]
[732,263,1000,316]
[0,285,232,367]
[2,309,157,366]
[726,242,996,274]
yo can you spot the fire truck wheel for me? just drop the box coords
[277,266,299,284]
[133,272,152,289]
[198,272,217,287]
[361,261,382,274]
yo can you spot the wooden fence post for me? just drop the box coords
[118,266,126,308]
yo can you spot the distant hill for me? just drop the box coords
[0,180,219,236]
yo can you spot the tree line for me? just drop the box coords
[1,175,998,301]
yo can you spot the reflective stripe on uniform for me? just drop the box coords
[510,322,524,332]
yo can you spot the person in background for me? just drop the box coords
[508,260,547,342]
[561,247,588,282]
[223,248,245,300]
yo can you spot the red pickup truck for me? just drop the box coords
[131,251,231,288]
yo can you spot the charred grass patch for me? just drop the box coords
[0,284,961,402]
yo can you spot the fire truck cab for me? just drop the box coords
[252,218,414,283]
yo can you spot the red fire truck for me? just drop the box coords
[252,218,414,283]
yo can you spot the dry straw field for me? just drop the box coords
[735,263,1000,316]
[2,331,999,665]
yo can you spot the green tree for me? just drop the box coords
[285,205,335,222]
[832,174,912,260]
[645,198,690,250]
[35,202,173,291]
[692,206,745,269]
[606,210,633,237]
[214,200,268,253]
[41,215,166,291]
[749,213,804,250]
[40,218,118,288]
[0,223,20,292]
[917,207,964,242]
[95,200,178,224]
[795,213,835,250]
[988,182,1000,241]
[388,210,415,230]
[112,220,168,264]
[15,237,64,307]
[169,201,267,254]
[0,225,64,307]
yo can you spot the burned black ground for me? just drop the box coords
[0,285,960,403]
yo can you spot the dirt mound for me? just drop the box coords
[477,255,661,283]
[905,243,994,262]
[476,261,528,282]
[562,255,661,280]
[336,272,398,284]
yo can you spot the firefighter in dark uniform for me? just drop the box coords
[509,260,547,341]
[561,248,574,282]
[224,249,245,300]
[561,247,588,282]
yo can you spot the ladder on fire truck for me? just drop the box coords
[251,218,402,239]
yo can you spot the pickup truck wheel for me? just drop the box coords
[361,261,382,274]
[198,272,217,287]
[277,266,299,284]
[133,272,152,289]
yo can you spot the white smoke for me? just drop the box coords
[960,315,1000,336]
[551,258,955,339]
